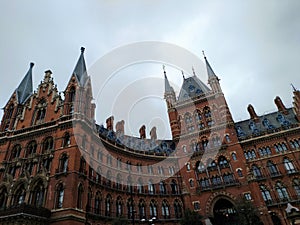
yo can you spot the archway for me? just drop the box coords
[212,198,238,225]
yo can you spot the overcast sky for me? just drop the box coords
[1,0,300,139]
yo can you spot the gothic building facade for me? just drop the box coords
[0,47,299,225]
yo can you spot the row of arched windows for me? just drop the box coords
[251,158,297,179]
[184,107,215,133]
[7,133,71,161]
[260,179,300,204]
[0,179,46,209]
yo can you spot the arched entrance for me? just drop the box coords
[212,198,238,225]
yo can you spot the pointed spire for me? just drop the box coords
[73,47,88,86]
[163,65,174,93]
[202,50,217,78]
[181,70,185,79]
[16,62,34,104]
[291,83,297,92]
[192,67,196,76]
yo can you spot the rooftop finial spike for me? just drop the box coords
[291,83,297,92]
[162,64,166,75]
[30,62,34,68]
[192,66,196,76]
[202,50,206,59]
[81,47,85,53]
[181,70,185,79]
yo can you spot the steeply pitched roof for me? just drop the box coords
[204,56,217,78]
[178,75,210,101]
[164,73,174,93]
[16,62,34,104]
[73,47,88,86]
[234,108,298,139]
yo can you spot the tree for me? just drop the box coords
[234,197,263,225]
[111,216,129,225]
[180,209,203,225]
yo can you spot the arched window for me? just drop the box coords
[174,199,183,218]
[62,132,71,147]
[56,183,64,209]
[237,169,243,177]
[127,197,134,219]
[32,99,47,125]
[94,191,101,214]
[252,165,262,178]
[116,173,122,190]
[184,113,193,124]
[212,176,222,185]
[14,184,26,206]
[260,185,272,203]
[10,144,22,161]
[293,179,300,197]
[267,161,279,176]
[200,178,210,189]
[68,86,76,115]
[105,194,112,216]
[2,104,14,131]
[231,153,237,161]
[148,180,155,194]
[139,199,146,220]
[42,137,54,153]
[171,180,178,194]
[59,153,68,173]
[189,179,194,187]
[218,156,228,168]
[196,161,205,173]
[159,181,166,194]
[194,110,202,121]
[276,182,289,201]
[186,162,191,171]
[137,178,144,194]
[225,134,231,142]
[0,187,8,209]
[204,106,211,118]
[116,196,123,217]
[30,180,45,207]
[77,184,83,209]
[149,200,157,218]
[162,200,170,219]
[284,158,296,174]
[87,188,92,211]
[26,141,37,157]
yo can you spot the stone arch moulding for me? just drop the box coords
[205,191,237,216]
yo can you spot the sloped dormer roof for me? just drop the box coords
[178,75,210,101]
[16,62,34,104]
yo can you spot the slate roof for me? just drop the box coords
[73,47,88,87]
[178,75,211,101]
[204,56,217,78]
[234,108,298,139]
[16,62,34,104]
[164,73,174,93]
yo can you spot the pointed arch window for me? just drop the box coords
[237,169,243,177]
[30,180,45,207]
[10,144,22,160]
[62,132,71,147]
[260,185,272,203]
[139,199,146,220]
[174,199,183,218]
[87,188,92,211]
[218,156,228,168]
[137,178,144,194]
[171,179,178,194]
[32,99,47,125]
[14,184,26,206]
[162,200,170,219]
[77,184,83,209]
[200,178,210,189]
[231,153,237,161]
[94,192,102,214]
[293,179,300,197]
[56,183,64,208]
[284,158,296,174]
[149,200,157,218]
[127,197,134,219]
[59,153,68,173]
[267,161,279,176]
[26,141,37,157]
[159,181,166,194]
[42,137,54,153]
[68,86,76,115]
[116,196,123,217]
[0,187,8,209]
[252,165,262,178]
[276,182,290,201]
[2,104,14,131]
[148,180,155,194]
[105,194,112,216]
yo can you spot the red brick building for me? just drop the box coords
[0,48,299,225]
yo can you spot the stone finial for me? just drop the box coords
[139,125,146,139]
[106,116,114,131]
